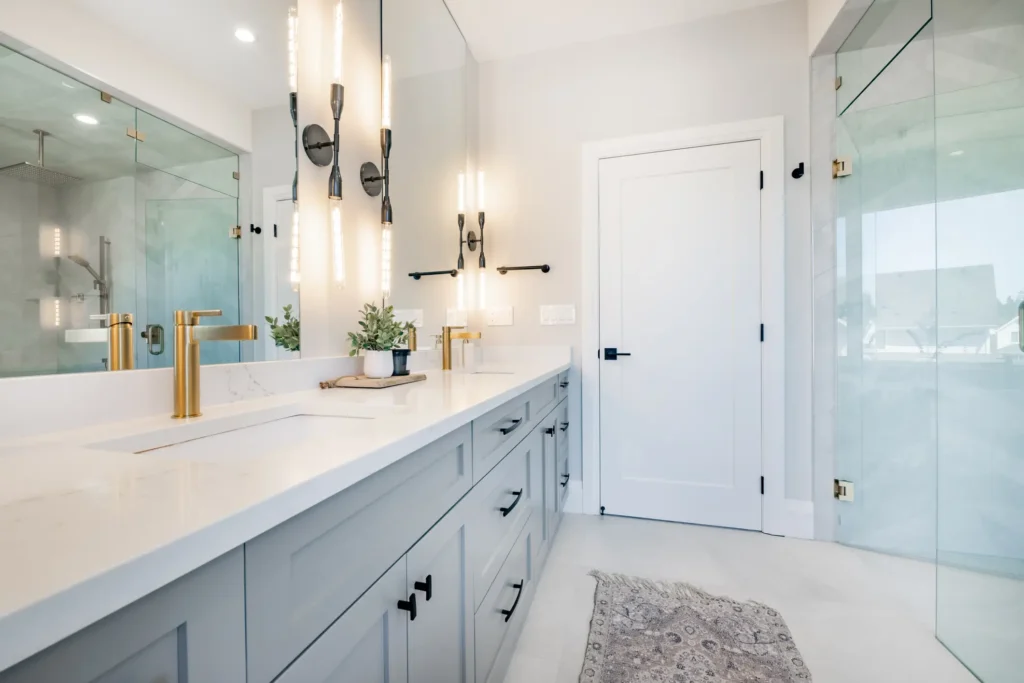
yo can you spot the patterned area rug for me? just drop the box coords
[580,571,812,682]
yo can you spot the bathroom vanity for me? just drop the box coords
[0,359,571,683]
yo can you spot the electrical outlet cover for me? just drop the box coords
[540,305,576,326]
[393,309,424,328]
[446,309,468,327]
[487,307,514,326]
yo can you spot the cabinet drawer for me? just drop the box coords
[471,396,529,482]
[475,522,533,683]
[244,425,472,683]
[526,378,558,423]
[558,453,570,512]
[274,558,408,683]
[556,399,569,456]
[0,550,245,683]
[468,428,538,611]
[556,371,570,402]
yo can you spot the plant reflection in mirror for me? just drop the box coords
[266,304,300,352]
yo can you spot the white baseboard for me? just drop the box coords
[781,499,815,539]
[565,480,585,514]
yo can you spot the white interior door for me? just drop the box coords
[260,190,300,361]
[598,140,763,530]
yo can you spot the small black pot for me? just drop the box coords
[392,349,411,376]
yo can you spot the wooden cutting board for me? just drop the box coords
[319,373,426,389]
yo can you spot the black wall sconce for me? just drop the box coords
[455,172,486,270]
[362,55,394,300]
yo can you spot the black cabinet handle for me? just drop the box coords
[501,581,525,622]
[561,473,570,488]
[560,422,569,433]
[398,593,417,621]
[499,419,523,436]
[414,575,432,601]
[544,426,555,436]
[500,489,524,517]
[559,381,569,388]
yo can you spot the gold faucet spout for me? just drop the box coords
[442,326,481,370]
[172,310,257,418]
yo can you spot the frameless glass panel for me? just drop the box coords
[0,43,137,377]
[835,27,938,560]
[137,166,240,369]
[934,1,1024,680]
[135,110,239,198]
[837,0,933,114]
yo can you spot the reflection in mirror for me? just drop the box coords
[0,2,298,377]
[383,0,471,337]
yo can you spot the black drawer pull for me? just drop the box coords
[398,593,417,621]
[544,426,555,436]
[499,419,523,436]
[560,422,569,433]
[560,381,569,388]
[500,489,524,517]
[502,581,525,622]
[561,473,570,488]
[414,575,432,601]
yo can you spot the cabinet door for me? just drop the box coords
[275,558,408,683]
[407,500,474,683]
[538,412,559,569]
[0,549,245,683]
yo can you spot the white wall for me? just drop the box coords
[474,0,814,501]
[0,0,251,151]
[808,0,872,56]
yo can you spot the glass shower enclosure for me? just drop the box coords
[0,45,240,376]
[834,0,1024,680]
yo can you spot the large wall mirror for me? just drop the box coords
[0,1,299,377]
[381,0,474,336]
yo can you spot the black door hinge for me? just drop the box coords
[760,171,764,190]
[760,324,765,342]
[600,506,606,516]
[761,476,765,495]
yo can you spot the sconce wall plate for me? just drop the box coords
[302,124,333,167]
[361,162,383,196]
[466,231,479,251]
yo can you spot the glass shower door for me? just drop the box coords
[934,1,1024,680]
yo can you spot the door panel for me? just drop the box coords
[598,141,762,530]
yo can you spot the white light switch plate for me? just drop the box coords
[393,309,424,328]
[487,307,514,326]
[540,305,576,325]
[446,309,468,327]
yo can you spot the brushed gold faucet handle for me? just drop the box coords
[190,309,223,325]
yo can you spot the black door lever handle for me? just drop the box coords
[603,348,632,361]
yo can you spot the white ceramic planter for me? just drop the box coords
[363,350,394,379]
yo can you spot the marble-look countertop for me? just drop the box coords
[0,356,570,672]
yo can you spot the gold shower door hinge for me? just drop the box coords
[835,76,843,90]
[230,226,242,239]
[834,479,855,501]
[100,91,113,104]
[232,171,240,180]
[126,128,146,142]
[832,157,853,178]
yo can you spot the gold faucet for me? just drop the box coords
[441,326,481,370]
[90,313,135,371]
[172,309,257,418]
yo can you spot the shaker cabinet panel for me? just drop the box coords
[407,499,474,683]
[274,558,409,683]
[0,549,245,683]
[245,424,471,683]
[537,409,559,570]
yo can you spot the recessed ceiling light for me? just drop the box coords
[950,150,965,157]
[235,28,256,43]
[74,113,99,125]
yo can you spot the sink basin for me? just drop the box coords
[93,414,371,462]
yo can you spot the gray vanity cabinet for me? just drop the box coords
[537,408,560,569]
[245,424,472,683]
[407,498,474,683]
[0,549,245,683]
[274,558,409,683]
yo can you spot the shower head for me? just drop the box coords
[0,130,80,186]
[68,255,103,283]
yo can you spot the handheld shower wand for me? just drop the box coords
[67,236,111,315]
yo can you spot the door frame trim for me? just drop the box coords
[580,116,807,538]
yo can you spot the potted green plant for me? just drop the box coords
[348,303,408,378]
[265,304,300,353]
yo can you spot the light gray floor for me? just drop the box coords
[505,514,979,683]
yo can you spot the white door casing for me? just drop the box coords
[260,186,300,361]
[581,117,806,538]
[598,141,763,530]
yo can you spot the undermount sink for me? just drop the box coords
[89,402,399,462]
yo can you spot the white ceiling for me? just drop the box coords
[63,0,293,111]
[443,0,790,62]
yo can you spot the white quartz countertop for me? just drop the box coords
[0,358,569,672]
